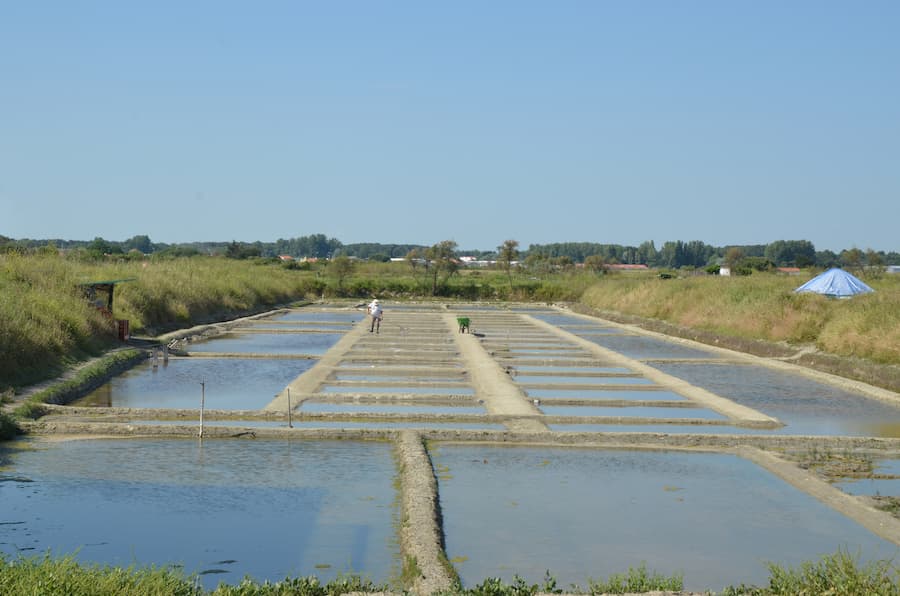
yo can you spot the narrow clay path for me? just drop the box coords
[442,313,547,432]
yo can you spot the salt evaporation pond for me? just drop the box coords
[272,311,363,323]
[187,332,343,355]
[515,375,655,385]
[432,445,900,591]
[525,388,686,402]
[653,362,900,437]
[300,402,484,415]
[0,438,398,589]
[538,404,724,420]
[72,358,313,409]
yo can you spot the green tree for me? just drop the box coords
[584,254,606,274]
[425,240,458,295]
[329,255,355,293]
[123,234,153,254]
[841,247,864,272]
[765,240,816,267]
[724,247,744,269]
[496,239,519,289]
[405,248,422,272]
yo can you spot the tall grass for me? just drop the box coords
[581,273,900,365]
[0,253,115,388]
[0,253,328,390]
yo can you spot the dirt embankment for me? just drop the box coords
[569,303,900,394]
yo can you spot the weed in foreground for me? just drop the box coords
[0,411,21,440]
[587,563,684,594]
[720,549,900,595]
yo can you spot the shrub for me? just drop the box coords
[0,411,20,440]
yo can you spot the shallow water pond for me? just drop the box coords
[300,402,485,415]
[321,385,474,396]
[272,311,363,323]
[516,375,656,386]
[512,366,634,375]
[548,423,755,434]
[332,373,465,383]
[188,332,343,355]
[0,438,399,589]
[432,445,899,590]
[834,477,900,497]
[538,404,723,420]
[524,388,685,402]
[578,334,719,360]
[653,363,900,437]
[73,358,314,409]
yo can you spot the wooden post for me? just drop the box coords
[199,381,205,438]
[287,387,293,428]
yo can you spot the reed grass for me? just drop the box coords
[581,273,900,365]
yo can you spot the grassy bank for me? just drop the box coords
[1,551,896,595]
[580,272,900,366]
[12,349,145,418]
[0,254,325,391]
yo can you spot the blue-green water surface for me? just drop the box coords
[432,445,899,591]
[0,438,398,589]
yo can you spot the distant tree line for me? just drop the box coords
[2,233,898,269]
[527,239,899,270]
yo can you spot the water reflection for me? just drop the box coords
[73,358,313,409]
[653,363,900,437]
[433,445,899,591]
[0,438,398,589]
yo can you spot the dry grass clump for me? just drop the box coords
[581,272,900,365]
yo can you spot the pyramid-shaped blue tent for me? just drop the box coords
[794,268,874,298]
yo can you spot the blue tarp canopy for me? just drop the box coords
[794,268,874,298]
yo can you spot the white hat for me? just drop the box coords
[373,299,380,304]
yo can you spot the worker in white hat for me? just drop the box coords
[367,298,383,333]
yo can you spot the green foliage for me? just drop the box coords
[0,253,116,389]
[0,553,385,596]
[401,555,423,587]
[721,550,900,595]
[0,411,21,440]
[450,571,563,596]
[13,349,144,417]
[327,255,355,294]
[765,240,816,268]
[0,553,200,596]
[587,563,683,594]
[211,573,383,595]
[224,241,262,259]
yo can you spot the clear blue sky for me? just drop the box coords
[2,1,898,252]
